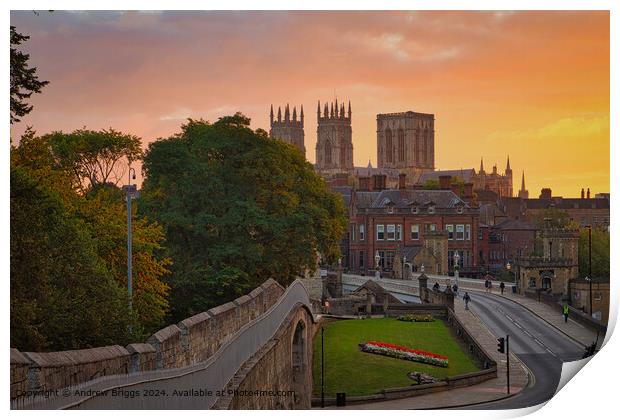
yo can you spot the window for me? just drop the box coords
[387,224,396,241]
[324,140,332,165]
[379,251,395,269]
[398,129,405,162]
[359,251,365,269]
[429,223,437,232]
[447,224,454,240]
[396,224,402,241]
[410,224,420,240]
[428,206,435,214]
[359,224,365,241]
[465,224,471,241]
[456,224,465,240]
[351,225,355,241]
[385,129,393,163]
[377,224,385,240]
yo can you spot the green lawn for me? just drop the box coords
[312,317,479,397]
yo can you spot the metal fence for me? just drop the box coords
[13,280,313,410]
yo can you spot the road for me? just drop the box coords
[460,290,585,409]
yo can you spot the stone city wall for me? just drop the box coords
[215,303,316,409]
[10,279,285,400]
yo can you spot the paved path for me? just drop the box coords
[331,297,530,410]
[473,289,599,347]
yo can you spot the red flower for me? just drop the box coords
[365,341,448,360]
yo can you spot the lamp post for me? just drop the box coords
[403,256,407,280]
[375,251,381,280]
[123,167,138,316]
[586,225,592,316]
[453,252,460,291]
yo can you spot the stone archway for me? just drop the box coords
[291,320,308,409]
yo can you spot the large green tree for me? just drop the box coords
[10,25,49,124]
[11,166,133,351]
[140,114,347,320]
[11,130,170,348]
[578,228,610,278]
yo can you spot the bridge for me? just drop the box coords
[11,279,316,409]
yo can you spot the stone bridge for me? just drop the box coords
[10,279,316,409]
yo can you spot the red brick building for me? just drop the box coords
[334,180,480,277]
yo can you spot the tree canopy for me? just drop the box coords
[139,114,347,321]
[578,228,610,278]
[10,26,49,124]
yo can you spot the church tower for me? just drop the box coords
[269,103,305,155]
[518,170,529,199]
[504,156,513,197]
[315,99,354,176]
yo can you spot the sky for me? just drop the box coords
[10,10,610,197]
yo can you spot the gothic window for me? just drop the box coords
[414,129,420,165]
[340,136,347,167]
[324,140,332,165]
[423,128,429,166]
[398,128,405,162]
[385,128,393,163]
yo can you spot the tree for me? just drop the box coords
[11,130,170,346]
[140,114,347,321]
[578,228,610,278]
[45,128,143,193]
[10,26,49,124]
[422,179,440,189]
[11,166,134,351]
[532,208,576,229]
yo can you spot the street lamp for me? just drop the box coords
[375,251,381,280]
[123,167,138,316]
[586,225,593,316]
[453,252,460,291]
[403,256,407,280]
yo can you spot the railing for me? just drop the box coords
[13,280,314,410]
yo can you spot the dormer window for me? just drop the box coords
[456,206,463,214]
[387,205,394,214]
[428,206,435,214]
[412,206,419,214]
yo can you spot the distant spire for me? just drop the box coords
[317,100,321,118]
[324,103,328,117]
[335,98,338,115]
[330,102,334,118]
[277,106,282,122]
[300,105,304,124]
[348,100,352,118]
[270,104,274,124]
[521,171,526,191]
[292,106,297,122]
[285,103,290,121]
[479,157,484,173]
[506,155,511,171]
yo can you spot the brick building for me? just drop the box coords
[334,177,480,278]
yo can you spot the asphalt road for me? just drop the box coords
[462,291,585,410]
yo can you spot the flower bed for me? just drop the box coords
[359,341,449,367]
[397,314,434,322]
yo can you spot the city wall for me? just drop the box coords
[10,279,285,400]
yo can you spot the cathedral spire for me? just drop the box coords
[300,105,304,125]
[521,171,525,191]
[330,102,334,118]
[317,101,320,119]
[506,155,511,172]
[324,102,328,118]
[277,106,282,122]
[479,157,484,173]
[348,100,352,118]
[285,103,290,121]
[292,106,297,122]
[270,104,274,124]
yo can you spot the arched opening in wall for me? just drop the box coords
[324,140,332,165]
[340,135,346,168]
[291,320,308,408]
[397,128,405,162]
[385,128,393,163]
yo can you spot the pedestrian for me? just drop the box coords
[463,292,471,310]
[452,284,458,297]
[563,303,569,323]
[500,282,505,295]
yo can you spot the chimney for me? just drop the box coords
[581,188,585,199]
[359,176,371,191]
[439,175,451,190]
[463,182,474,199]
[587,188,591,199]
[450,182,461,197]
[399,173,406,190]
[540,188,552,200]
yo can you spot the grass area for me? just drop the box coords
[312,317,479,397]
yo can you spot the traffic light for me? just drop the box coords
[497,337,505,353]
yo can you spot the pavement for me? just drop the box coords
[474,289,600,347]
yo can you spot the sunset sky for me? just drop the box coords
[10,10,610,197]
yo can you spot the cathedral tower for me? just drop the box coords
[269,104,305,155]
[315,99,354,176]
[376,111,435,179]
